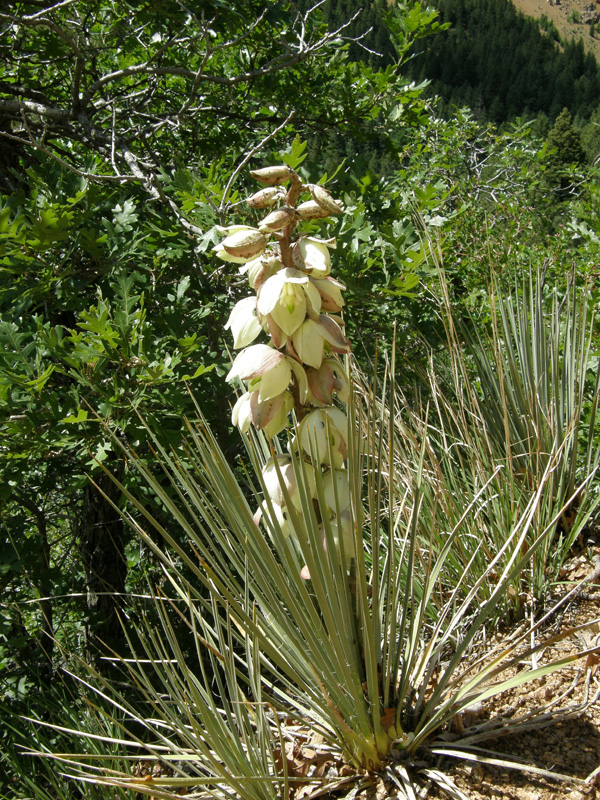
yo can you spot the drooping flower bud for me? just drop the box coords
[258,206,298,232]
[292,237,335,277]
[298,407,348,467]
[219,227,268,260]
[296,200,332,220]
[250,165,297,185]
[322,509,355,561]
[308,184,343,215]
[323,468,351,512]
[247,186,286,209]
[240,254,282,291]
[262,454,316,510]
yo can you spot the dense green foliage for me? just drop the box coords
[0,0,440,733]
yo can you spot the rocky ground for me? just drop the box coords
[423,541,600,799]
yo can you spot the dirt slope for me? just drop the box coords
[511,0,600,60]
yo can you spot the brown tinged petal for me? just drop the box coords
[313,277,346,313]
[249,390,293,434]
[250,165,297,185]
[318,314,351,354]
[296,200,332,220]
[307,358,348,405]
[258,206,298,232]
[222,228,268,259]
[308,184,343,215]
[246,186,286,209]
[265,314,288,349]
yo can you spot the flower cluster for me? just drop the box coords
[216,163,354,570]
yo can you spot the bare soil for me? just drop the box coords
[511,0,600,60]
[422,543,600,800]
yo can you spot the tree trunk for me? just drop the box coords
[14,493,54,668]
[78,470,127,665]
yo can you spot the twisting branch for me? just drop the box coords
[218,110,296,220]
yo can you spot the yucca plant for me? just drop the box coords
[469,271,600,578]
[392,257,600,619]
[28,161,600,799]
[400,262,600,612]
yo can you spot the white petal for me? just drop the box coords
[225,297,262,349]
[256,358,291,401]
[298,238,332,277]
[263,391,294,438]
[289,359,309,404]
[257,272,286,316]
[269,287,307,336]
[299,410,328,462]
[304,278,323,316]
[231,392,252,433]
[227,344,285,383]
[291,319,325,369]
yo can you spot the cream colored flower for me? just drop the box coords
[306,357,349,406]
[323,468,351,512]
[257,268,321,336]
[322,509,355,561]
[225,296,262,349]
[292,237,335,277]
[312,277,346,313]
[298,407,348,467]
[291,315,350,369]
[239,253,282,291]
[227,344,308,403]
[262,454,316,511]
[231,389,294,437]
[231,391,253,434]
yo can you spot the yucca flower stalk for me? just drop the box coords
[219,166,354,584]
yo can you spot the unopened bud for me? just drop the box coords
[247,187,286,209]
[258,206,298,232]
[308,184,343,215]
[222,228,268,259]
[250,165,297,185]
[296,200,332,220]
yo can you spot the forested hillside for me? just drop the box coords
[305,0,600,124]
[408,0,600,121]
